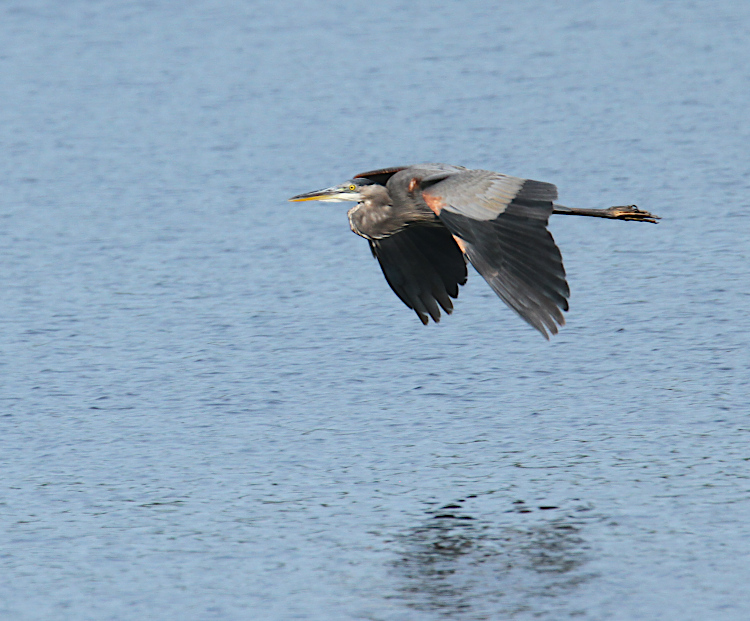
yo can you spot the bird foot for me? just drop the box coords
[606,205,660,223]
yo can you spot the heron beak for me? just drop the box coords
[288,185,359,203]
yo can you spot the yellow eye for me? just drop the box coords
[348,184,356,191]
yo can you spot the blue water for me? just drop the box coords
[2,1,750,619]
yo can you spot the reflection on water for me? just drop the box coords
[392,497,596,619]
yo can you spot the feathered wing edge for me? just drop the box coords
[438,201,570,339]
[369,226,467,324]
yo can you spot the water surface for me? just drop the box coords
[1,1,749,619]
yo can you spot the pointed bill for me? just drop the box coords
[288,184,360,203]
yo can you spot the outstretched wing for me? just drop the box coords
[369,225,467,325]
[420,169,569,338]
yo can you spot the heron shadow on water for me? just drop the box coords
[290,163,659,338]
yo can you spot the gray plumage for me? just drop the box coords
[289,163,659,338]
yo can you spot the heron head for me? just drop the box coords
[288,177,376,203]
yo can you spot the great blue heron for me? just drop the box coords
[289,164,658,338]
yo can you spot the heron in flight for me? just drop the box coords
[289,164,658,338]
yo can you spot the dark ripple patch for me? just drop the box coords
[390,496,598,619]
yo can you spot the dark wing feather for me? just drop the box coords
[354,167,408,187]
[369,226,467,325]
[438,202,569,338]
[417,169,567,338]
